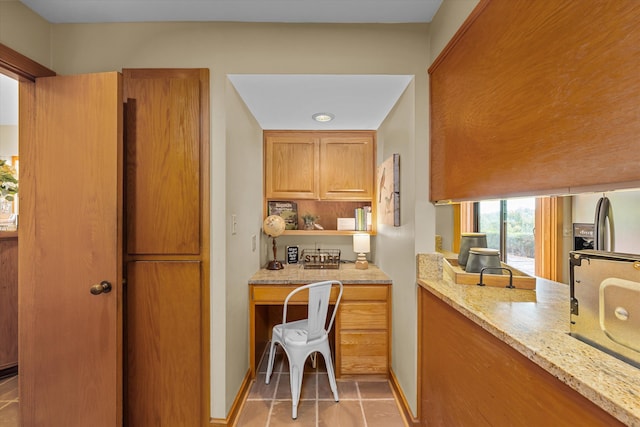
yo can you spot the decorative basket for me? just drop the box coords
[300,249,341,269]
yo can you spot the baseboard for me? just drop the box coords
[389,368,420,426]
[209,369,253,427]
[0,365,17,380]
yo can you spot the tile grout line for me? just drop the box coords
[356,382,369,427]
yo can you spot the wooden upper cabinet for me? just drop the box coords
[264,133,319,199]
[123,69,207,255]
[320,134,374,200]
[264,130,375,201]
[429,0,640,202]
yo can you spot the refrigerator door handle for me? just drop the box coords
[594,196,613,251]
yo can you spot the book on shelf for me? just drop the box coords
[268,201,298,230]
[354,207,371,231]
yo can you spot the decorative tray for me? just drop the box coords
[443,257,536,290]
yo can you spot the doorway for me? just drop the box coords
[0,72,19,427]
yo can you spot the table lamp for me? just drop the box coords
[353,233,370,270]
[263,215,285,270]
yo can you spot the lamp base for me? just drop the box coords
[267,260,284,270]
[355,253,369,270]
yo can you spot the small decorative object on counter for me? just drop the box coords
[300,249,341,269]
[0,159,18,231]
[458,232,487,268]
[263,215,285,270]
[464,247,501,274]
[353,233,370,270]
[286,245,299,264]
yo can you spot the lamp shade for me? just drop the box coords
[353,233,370,253]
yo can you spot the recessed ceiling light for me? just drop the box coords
[312,112,335,122]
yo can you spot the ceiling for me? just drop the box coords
[19,0,444,24]
[17,0,443,130]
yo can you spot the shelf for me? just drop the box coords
[282,230,375,236]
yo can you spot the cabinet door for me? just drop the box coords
[126,261,202,427]
[265,134,319,199]
[320,135,374,200]
[123,69,205,255]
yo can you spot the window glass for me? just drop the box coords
[478,198,535,276]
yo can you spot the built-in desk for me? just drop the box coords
[248,263,392,378]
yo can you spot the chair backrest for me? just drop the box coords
[282,280,343,342]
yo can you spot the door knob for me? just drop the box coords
[90,280,112,295]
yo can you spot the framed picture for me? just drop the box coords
[268,201,298,230]
[377,153,400,226]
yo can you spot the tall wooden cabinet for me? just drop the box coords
[0,234,18,374]
[264,130,376,234]
[123,69,209,427]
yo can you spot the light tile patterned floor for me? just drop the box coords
[0,375,18,427]
[0,349,409,427]
[235,346,408,426]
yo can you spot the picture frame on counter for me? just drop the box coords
[286,245,299,264]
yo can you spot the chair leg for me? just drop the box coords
[310,352,317,369]
[321,348,339,402]
[265,341,277,384]
[289,362,304,419]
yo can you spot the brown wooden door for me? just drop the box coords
[19,72,123,426]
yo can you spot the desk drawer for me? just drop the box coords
[338,302,388,330]
[342,285,388,301]
[251,285,340,304]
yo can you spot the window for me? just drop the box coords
[476,198,536,276]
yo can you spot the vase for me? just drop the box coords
[0,198,17,231]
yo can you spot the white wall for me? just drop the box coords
[376,79,421,415]
[0,0,52,68]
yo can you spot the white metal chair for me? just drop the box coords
[265,280,343,419]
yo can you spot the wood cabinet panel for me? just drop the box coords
[418,287,624,426]
[429,0,640,201]
[0,237,18,370]
[265,134,319,199]
[339,331,388,374]
[124,69,204,255]
[126,261,202,427]
[320,135,374,200]
[338,302,387,330]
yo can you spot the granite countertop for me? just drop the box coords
[249,263,392,285]
[416,254,640,426]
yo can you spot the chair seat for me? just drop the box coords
[273,320,328,346]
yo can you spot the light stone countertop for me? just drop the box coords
[417,254,640,426]
[248,262,392,284]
